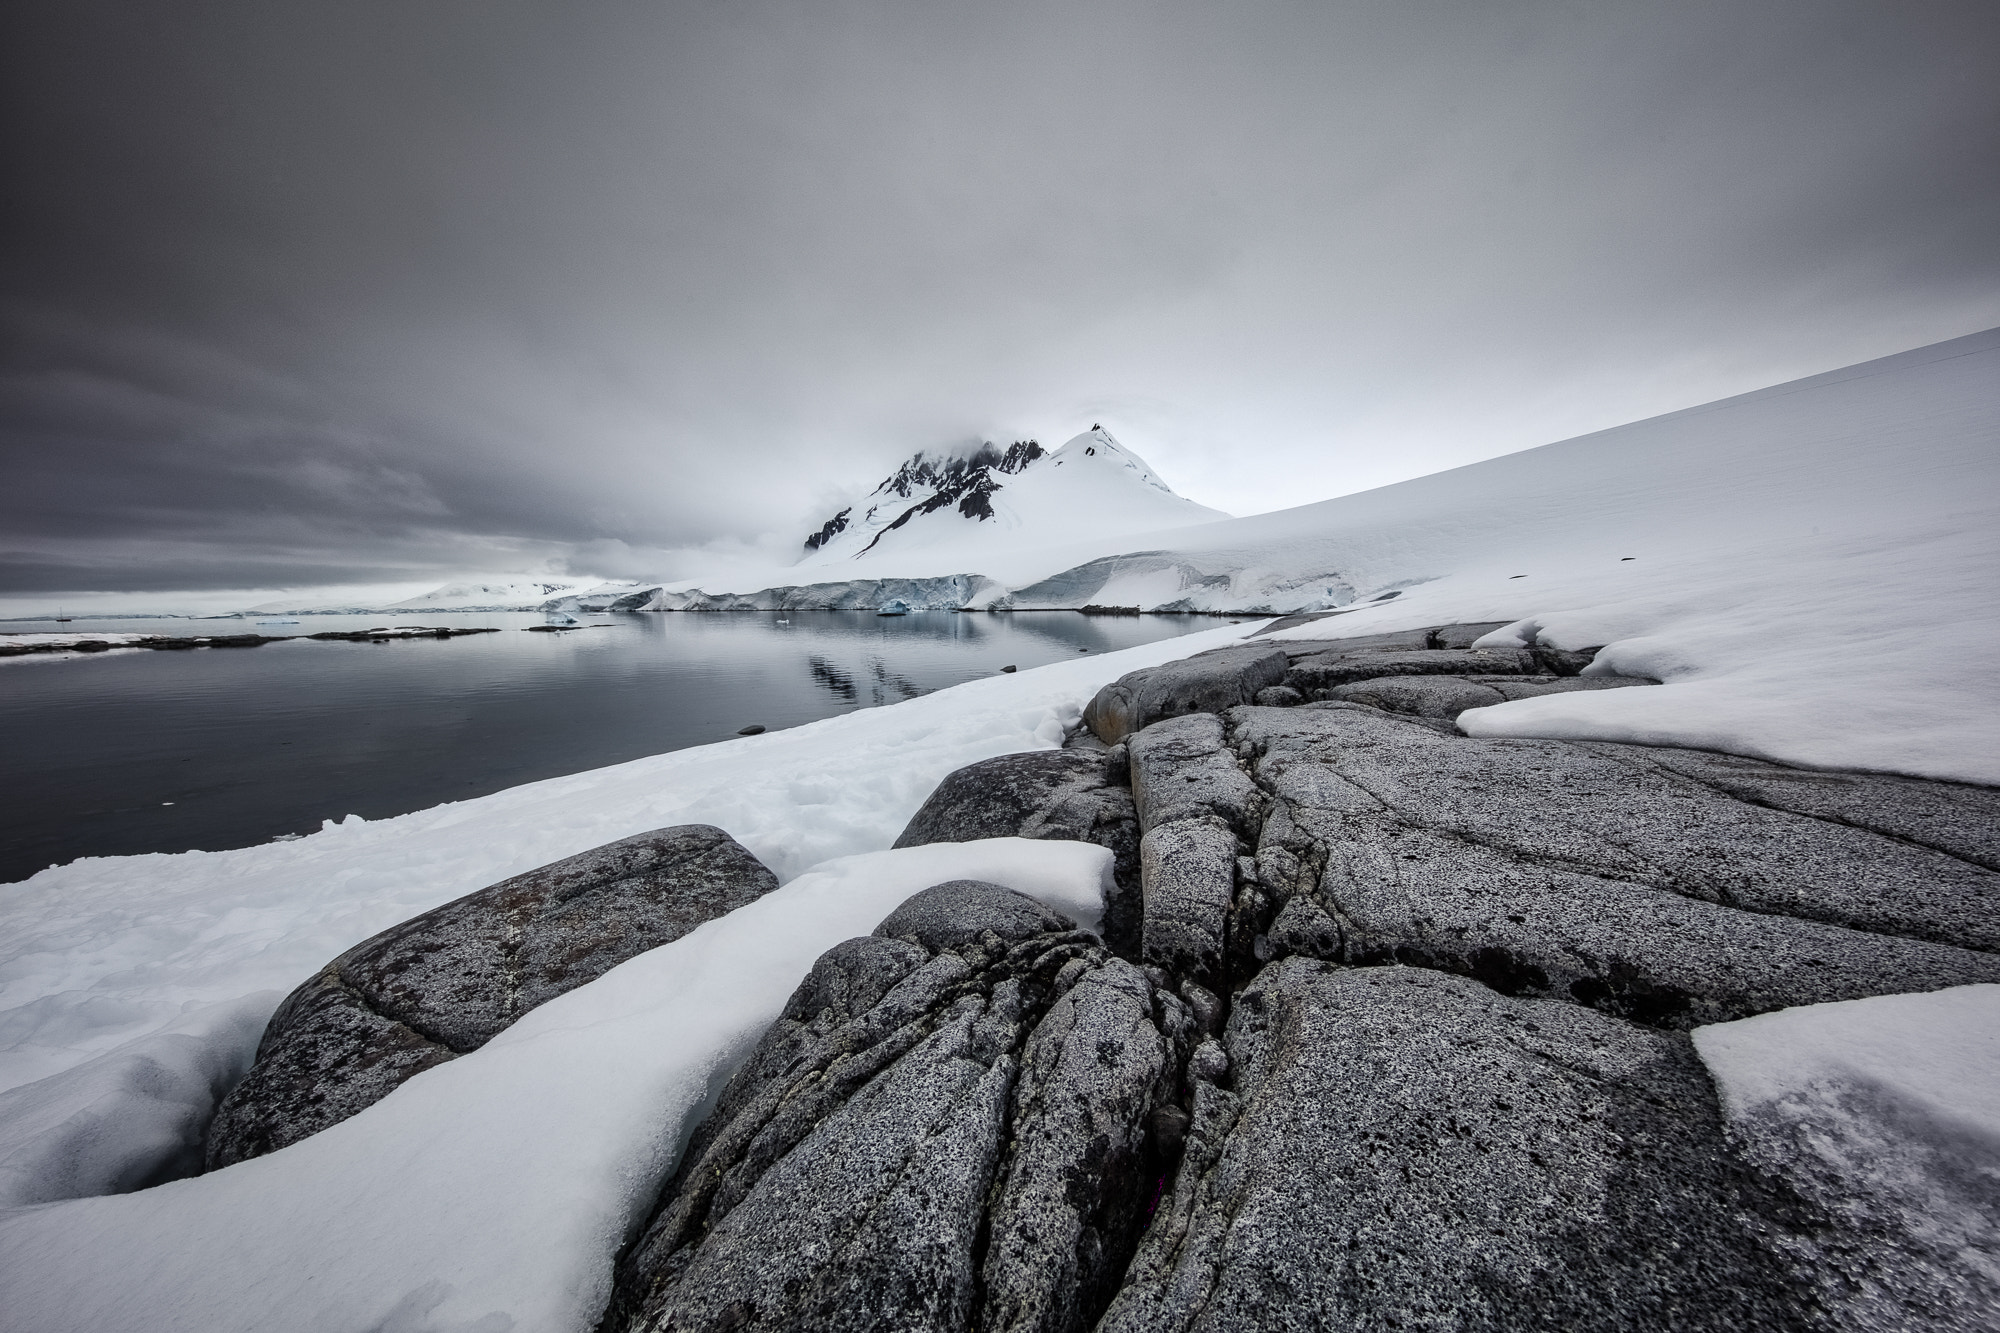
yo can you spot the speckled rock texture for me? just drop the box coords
[600,881,1194,1333]
[894,748,1143,955]
[1098,962,1818,1333]
[1083,644,1289,744]
[204,824,779,1168]
[1326,671,1655,718]
[1231,703,2000,1024]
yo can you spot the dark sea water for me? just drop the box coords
[0,610,1217,884]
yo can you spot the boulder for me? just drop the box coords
[601,881,1193,1333]
[204,825,778,1168]
[1082,645,1288,744]
[1099,962,1815,1333]
[893,749,1142,955]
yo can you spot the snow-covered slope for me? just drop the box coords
[658,328,2000,782]
[794,429,1229,570]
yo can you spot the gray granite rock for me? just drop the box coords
[1098,962,1815,1333]
[1125,713,1262,838]
[602,881,1192,1333]
[1327,674,1508,716]
[578,626,2000,1331]
[1270,628,1437,654]
[1234,704,2000,1023]
[1583,741,2000,871]
[1083,645,1289,744]
[875,879,1074,951]
[1485,672,1655,699]
[1427,620,1514,648]
[205,824,778,1169]
[1714,1049,2000,1331]
[1284,646,1535,696]
[1139,821,1238,987]
[893,749,1142,955]
[1326,672,1657,718]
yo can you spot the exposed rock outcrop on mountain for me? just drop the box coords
[203,825,778,1168]
[801,440,1047,553]
[591,621,2000,1331]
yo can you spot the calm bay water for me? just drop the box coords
[0,610,1217,884]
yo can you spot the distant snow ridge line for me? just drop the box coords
[651,574,1001,613]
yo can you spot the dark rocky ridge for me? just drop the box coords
[204,825,778,1168]
[803,440,1045,552]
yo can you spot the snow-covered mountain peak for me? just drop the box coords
[1030,427,1182,498]
[796,427,1227,568]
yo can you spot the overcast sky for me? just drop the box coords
[3,0,1997,605]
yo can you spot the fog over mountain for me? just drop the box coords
[3,0,1997,610]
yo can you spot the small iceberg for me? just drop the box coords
[876,599,910,617]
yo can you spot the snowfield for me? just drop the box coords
[650,330,2000,782]
[1,328,1997,1330]
[0,839,1113,1333]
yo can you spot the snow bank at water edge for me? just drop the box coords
[0,622,1256,1099]
[0,839,1111,1333]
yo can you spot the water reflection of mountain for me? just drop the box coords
[806,654,929,707]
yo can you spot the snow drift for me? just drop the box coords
[0,840,1113,1333]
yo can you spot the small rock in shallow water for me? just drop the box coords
[1000,664,1016,672]
[736,724,766,735]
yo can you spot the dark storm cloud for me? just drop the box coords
[3,0,1997,594]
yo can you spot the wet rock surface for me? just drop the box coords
[600,881,1193,1333]
[204,824,779,1168]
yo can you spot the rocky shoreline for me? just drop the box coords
[0,626,504,656]
[187,621,2000,1330]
